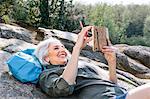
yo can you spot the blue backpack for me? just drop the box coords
[6,49,44,84]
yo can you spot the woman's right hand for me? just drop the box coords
[74,26,93,50]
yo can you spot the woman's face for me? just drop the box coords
[47,42,68,65]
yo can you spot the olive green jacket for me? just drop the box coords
[39,62,126,99]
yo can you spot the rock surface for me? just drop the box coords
[0,23,150,98]
[0,23,32,43]
[123,46,150,67]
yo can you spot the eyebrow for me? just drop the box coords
[53,45,64,47]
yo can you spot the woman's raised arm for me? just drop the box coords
[61,26,93,85]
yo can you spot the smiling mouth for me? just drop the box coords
[58,53,67,57]
[60,54,66,57]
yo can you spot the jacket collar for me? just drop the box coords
[45,64,66,69]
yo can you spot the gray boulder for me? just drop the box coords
[123,46,150,68]
[0,23,32,43]
[0,24,150,98]
[0,38,36,53]
[116,52,150,79]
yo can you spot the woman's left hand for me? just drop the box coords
[101,46,118,83]
[101,46,118,63]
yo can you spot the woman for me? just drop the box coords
[34,26,150,99]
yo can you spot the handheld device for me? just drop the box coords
[79,21,92,37]
[93,26,109,52]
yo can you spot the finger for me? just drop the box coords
[102,49,114,53]
[83,38,90,45]
[87,37,93,42]
[102,46,112,49]
[78,26,93,43]
[81,26,92,35]
[84,26,93,31]
[103,46,116,51]
[103,46,119,52]
[101,48,115,53]
[84,36,92,41]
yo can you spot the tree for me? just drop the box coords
[39,0,49,27]
[57,0,65,30]
[27,0,41,27]
[0,0,15,23]
[12,0,28,22]
[144,16,150,37]
[86,4,126,44]
[125,5,149,37]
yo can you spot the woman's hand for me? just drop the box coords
[74,26,93,50]
[101,46,118,83]
[101,46,118,62]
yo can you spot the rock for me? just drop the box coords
[77,58,139,89]
[137,45,150,52]
[135,73,150,79]
[0,45,59,99]
[81,50,107,64]
[0,50,11,73]
[0,23,32,43]
[123,46,150,68]
[58,38,75,52]
[1,24,150,98]
[35,29,45,41]
[82,57,147,88]
[38,27,78,43]
[116,52,150,76]
[114,44,129,52]
[0,38,36,53]
[0,72,50,99]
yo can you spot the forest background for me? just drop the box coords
[0,0,150,46]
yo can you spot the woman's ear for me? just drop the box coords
[44,56,50,63]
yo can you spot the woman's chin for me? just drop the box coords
[62,60,67,65]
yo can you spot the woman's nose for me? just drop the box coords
[60,47,66,51]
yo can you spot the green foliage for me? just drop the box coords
[124,5,149,37]
[11,0,41,27]
[62,0,80,31]
[80,3,150,46]
[12,0,28,22]
[45,0,79,31]
[57,0,65,30]
[27,0,41,27]
[2,15,10,23]
[143,16,150,37]
[1,0,150,46]
[0,0,14,16]
[39,0,49,27]
[37,0,79,31]
[123,36,150,47]
[86,4,126,44]
[0,0,14,23]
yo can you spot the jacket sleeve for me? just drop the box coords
[39,69,74,97]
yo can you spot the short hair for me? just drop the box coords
[34,37,62,65]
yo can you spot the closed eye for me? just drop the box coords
[53,45,65,50]
[54,47,59,50]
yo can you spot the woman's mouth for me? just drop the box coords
[58,52,67,58]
